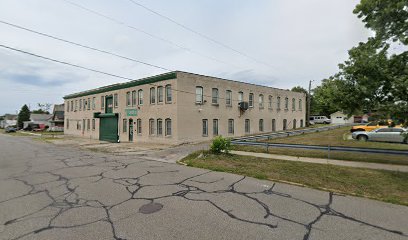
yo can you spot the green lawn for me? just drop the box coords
[263,127,408,151]
[181,151,408,206]
[231,145,408,165]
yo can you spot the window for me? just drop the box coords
[165,118,172,136]
[259,119,264,132]
[213,119,218,136]
[272,119,276,131]
[149,118,155,135]
[66,101,70,112]
[226,90,232,106]
[268,96,272,109]
[299,99,302,111]
[212,88,219,104]
[70,101,73,111]
[92,119,95,130]
[101,96,105,109]
[245,119,250,133]
[259,94,264,108]
[202,119,208,136]
[126,92,131,106]
[114,94,118,108]
[87,98,91,110]
[123,119,127,133]
[196,86,203,104]
[132,91,137,106]
[283,119,287,130]
[228,119,234,134]
[150,87,156,104]
[66,119,69,129]
[79,99,82,111]
[87,119,90,131]
[157,86,163,103]
[83,99,87,110]
[165,84,172,103]
[92,97,96,110]
[249,93,254,107]
[75,100,78,111]
[285,97,289,110]
[293,119,297,129]
[137,119,142,135]
[300,119,304,128]
[238,92,244,102]
[138,90,143,105]
[292,98,296,111]
[277,97,281,110]
[77,121,80,130]
[157,119,163,135]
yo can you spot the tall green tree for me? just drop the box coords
[17,104,30,129]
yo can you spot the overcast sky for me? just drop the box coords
[0,0,370,115]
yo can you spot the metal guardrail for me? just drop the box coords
[231,141,408,156]
[232,124,356,142]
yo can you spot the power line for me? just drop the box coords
[126,0,277,70]
[0,44,291,103]
[59,0,242,69]
[0,20,172,72]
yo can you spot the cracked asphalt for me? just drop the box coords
[1,134,407,240]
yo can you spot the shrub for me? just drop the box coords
[210,136,231,154]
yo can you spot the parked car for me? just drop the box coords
[352,128,407,143]
[350,121,400,132]
[5,126,17,133]
[309,116,331,124]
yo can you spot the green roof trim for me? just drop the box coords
[64,72,177,99]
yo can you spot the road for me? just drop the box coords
[0,134,407,240]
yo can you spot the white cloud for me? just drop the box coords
[0,0,369,114]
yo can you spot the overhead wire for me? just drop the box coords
[0,44,297,104]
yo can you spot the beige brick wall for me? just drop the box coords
[64,71,306,144]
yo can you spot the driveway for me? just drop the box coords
[0,134,407,240]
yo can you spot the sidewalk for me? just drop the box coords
[231,150,408,172]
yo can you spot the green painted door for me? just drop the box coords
[99,116,118,142]
[105,96,113,113]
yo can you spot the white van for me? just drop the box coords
[310,116,331,124]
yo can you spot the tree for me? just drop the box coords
[17,105,30,129]
[33,103,52,114]
[354,0,408,44]
[311,78,343,116]
[291,86,308,95]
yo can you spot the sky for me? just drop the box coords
[0,0,370,115]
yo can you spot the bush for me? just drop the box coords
[210,136,231,154]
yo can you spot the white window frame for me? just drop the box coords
[259,119,264,132]
[165,84,172,103]
[228,119,234,135]
[150,87,156,104]
[138,90,143,105]
[137,119,142,135]
[157,119,163,136]
[126,92,131,107]
[226,90,232,106]
[202,119,208,136]
[157,86,163,103]
[249,93,254,107]
[213,119,218,136]
[245,119,250,133]
[212,88,219,104]
[196,86,203,104]
[238,92,243,102]
[259,94,264,109]
[149,118,155,135]
[165,118,172,136]
[132,90,137,106]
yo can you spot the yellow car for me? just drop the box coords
[350,122,390,133]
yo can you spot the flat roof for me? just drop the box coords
[64,71,304,100]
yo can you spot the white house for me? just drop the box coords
[0,114,17,128]
[330,111,354,124]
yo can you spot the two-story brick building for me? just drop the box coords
[63,71,306,144]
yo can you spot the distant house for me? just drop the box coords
[0,114,17,128]
[330,111,369,124]
[23,113,53,129]
[50,104,65,131]
[330,111,354,124]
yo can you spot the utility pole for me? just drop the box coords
[307,80,313,127]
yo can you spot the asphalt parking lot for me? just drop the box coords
[1,134,407,240]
